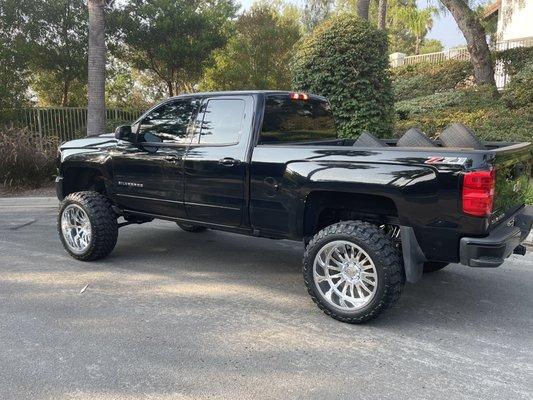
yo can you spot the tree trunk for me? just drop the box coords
[167,81,174,96]
[439,0,496,88]
[415,36,421,55]
[357,0,371,20]
[377,0,387,29]
[87,0,106,136]
[61,79,70,106]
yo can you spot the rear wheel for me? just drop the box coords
[303,221,404,324]
[58,191,118,261]
[423,262,449,273]
[177,222,207,233]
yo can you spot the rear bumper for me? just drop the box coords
[460,205,533,267]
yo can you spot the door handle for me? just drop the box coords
[218,157,241,167]
[164,156,181,163]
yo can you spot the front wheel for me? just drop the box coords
[303,221,405,324]
[58,191,118,261]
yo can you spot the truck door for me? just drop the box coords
[112,98,198,218]
[183,95,254,228]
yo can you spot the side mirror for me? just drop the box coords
[115,125,132,140]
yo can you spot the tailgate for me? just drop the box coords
[491,143,532,225]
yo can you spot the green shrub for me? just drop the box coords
[502,62,533,108]
[391,60,473,101]
[494,46,533,77]
[0,125,57,189]
[291,13,394,138]
[106,118,133,133]
[526,182,533,205]
[395,86,532,142]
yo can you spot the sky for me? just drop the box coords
[239,0,467,50]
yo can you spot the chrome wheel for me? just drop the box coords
[313,240,378,311]
[60,204,92,254]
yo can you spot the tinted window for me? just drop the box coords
[138,99,197,144]
[196,99,245,145]
[260,95,337,144]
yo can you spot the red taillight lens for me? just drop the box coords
[462,169,495,217]
[289,92,309,100]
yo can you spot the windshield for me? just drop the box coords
[260,94,337,144]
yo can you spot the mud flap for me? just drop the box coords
[400,226,427,283]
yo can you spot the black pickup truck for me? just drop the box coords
[56,91,533,323]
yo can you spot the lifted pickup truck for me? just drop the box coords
[56,91,533,323]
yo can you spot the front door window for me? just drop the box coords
[137,99,198,144]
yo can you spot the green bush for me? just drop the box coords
[494,46,533,77]
[502,62,533,108]
[526,182,533,205]
[395,86,532,142]
[291,13,394,138]
[106,118,133,133]
[0,125,57,189]
[391,60,473,101]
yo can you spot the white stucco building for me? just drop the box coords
[485,0,533,42]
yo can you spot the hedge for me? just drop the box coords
[395,86,532,142]
[391,60,473,101]
[0,125,57,189]
[494,46,533,77]
[392,46,533,102]
[291,14,394,138]
[502,61,533,109]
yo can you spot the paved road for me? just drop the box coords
[1,198,532,400]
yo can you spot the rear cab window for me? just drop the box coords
[260,94,337,144]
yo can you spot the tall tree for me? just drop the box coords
[377,0,387,29]
[397,6,437,55]
[87,0,106,136]
[301,0,334,31]
[0,1,30,108]
[19,0,89,106]
[115,0,238,96]
[201,3,301,90]
[357,0,371,19]
[439,0,496,88]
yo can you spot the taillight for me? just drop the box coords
[462,169,495,217]
[289,92,309,100]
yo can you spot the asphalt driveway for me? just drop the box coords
[1,198,532,400]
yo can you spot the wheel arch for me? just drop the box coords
[303,190,399,240]
[60,165,112,199]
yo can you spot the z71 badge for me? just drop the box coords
[425,156,468,165]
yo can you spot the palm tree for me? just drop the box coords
[377,0,387,29]
[357,0,371,20]
[87,0,106,137]
[398,6,437,55]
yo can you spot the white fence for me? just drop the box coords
[491,38,533,88]
[389,37,533,89]
[0,107,143,142]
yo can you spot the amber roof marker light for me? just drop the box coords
[289,92,309,100]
